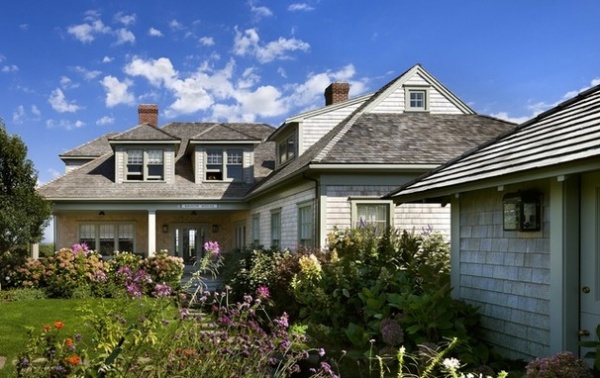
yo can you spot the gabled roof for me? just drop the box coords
[191,123,264,143]
[59,132,118,159]
[108,123,180,144]
[247,65,514,197]
[386,83,600,202]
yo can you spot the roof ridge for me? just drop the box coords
[59,132,117,157]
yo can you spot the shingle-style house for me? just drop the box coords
[38,64,514,264]
[386,83,600,360]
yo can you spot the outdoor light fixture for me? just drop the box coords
[212,224,219,233]
[502,191,541,232]
[162,224,168,233]
[191,211,197,216]
[99,211,105,217]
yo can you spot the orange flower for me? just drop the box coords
[182,348,194,357]
[54,321,64,329]
[65,355,81,366]
[43,324,51,332]
[65,338,73,347]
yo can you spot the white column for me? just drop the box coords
[31,243,39,260]
[148,210,156,257]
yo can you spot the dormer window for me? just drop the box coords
[126,149,164,181]
[205,148,243,181]
[405,87,429,112]
[278,135,295,165]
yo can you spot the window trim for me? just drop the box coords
[350,199,394,229]
[404,86,430,112]
[204,148,244,182]
[78,222,136,255]
[270,209,281,249]
[252,214,260,245]
[297,201,314,248]
[125,149,165,182]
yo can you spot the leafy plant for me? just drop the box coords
[525,351,591,378]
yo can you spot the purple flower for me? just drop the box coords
[72,243,89,255]
[203,241,220,257]
[256,286,270,299]
[153,283,172,298]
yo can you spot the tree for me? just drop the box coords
[0,118,52,254]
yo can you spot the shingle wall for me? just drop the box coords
[301,102,363,153]
[457,186,550,360]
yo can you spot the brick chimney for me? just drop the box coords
[138,104,158,126]
[324,82,350,106]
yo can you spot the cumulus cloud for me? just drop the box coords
[48,88,81,113]
[199,36,215,46]
[288,3,315,11]
[100,76,135,107]
[60,76,80,89]
[148,27,163,37]
[114,12,136,26]
[96,115,115,125]
[115,28,135,45]
[102,56,114,63]
[248,0,273,20]
[169,19,184,31]
[1,64,19,73]
[73,66,102,80]
[12,105,42,124]
[124,57,177,86]
[46,119,85,130]
[12,105,25,123]
[68,17,110,43]
[233,28,309,63]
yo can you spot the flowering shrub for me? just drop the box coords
[525,351,591,378]
[139,250,184,290]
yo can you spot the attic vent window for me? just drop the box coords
[405,87,429,112]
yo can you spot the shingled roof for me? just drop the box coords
[59,132,118,159]
[386,83,600,201]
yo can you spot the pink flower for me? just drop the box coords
[203,241,220,257]
[256,286,270,299]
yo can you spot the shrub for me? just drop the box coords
[525,351,592,378]
[0,248,29,290]
[139,250,184,291]
[0,287,46,302]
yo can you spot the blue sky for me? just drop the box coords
[1,0,599,186]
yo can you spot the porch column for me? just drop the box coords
[148,210,156,257]
[31,243,39,260]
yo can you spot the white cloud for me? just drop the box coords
[169,19,184,31]
[68,18,110,43]
[1,64,19,73]
[288,3,315,11]
[100,76,135,107]
[102,56,114,63]
[233,28,309,63]
[46,119,85,130]
[60,76,79,89]
[248,0,273,20]
[73,66,102,80]
[148,27,163,37]
[199,36,215,46]
[489,112,530,124]
[124,57,177,86]
[114,12,136,26]
[48,88,81,113]
[96,115,115,125]
[31,105,41,117]
[115,28,135,45]
[19,23,29,31]
[12,105,25,123]
[12,104,42,124]
[277,67,287,78]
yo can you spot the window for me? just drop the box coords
[205,148,243,181]
[352,200,393,230]
[298,203,314,248]
[79,223,135,255]
[234,222,246,249]
[252,214,260,245]
[405,87,429,112]
[271,209,281,248]
[126,149,164,181]
[278,134,295,164]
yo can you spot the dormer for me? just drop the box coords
[185,123,264,184]
[109,105,181,184]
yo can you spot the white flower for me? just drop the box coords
[443,357,461,371]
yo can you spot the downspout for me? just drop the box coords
[302,172,320,249]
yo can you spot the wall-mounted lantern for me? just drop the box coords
[99,211,105,217]
[502,191,541,231]
[162,224,169,233]
[212,224,219,233]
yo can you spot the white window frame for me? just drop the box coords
[297,201,314,248]
[205,148,244,182]
[78,223,136,255]
[126,149,164,181]
[234,221,246,249]
[270,209,281,248]
[252,214,260,245]
[404,86,430,112]
[351,199,394,230]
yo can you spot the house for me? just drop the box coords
[385,83,600,360]
[37,64,514,264]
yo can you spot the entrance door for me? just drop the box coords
[174,225,206,264]
[580,172,600,350]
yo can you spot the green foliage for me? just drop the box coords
[0,247,29,289]
[0,119,52,255]
[580,324,600,370]
[0,287,47,302]
[139,250,184,290]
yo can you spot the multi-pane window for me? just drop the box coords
[205,148,243,181]
[407,88,428,111]
[271,210,281,248]
[252,214,260,245]
[126,149,164,181]
[79,223,135,255]
[234,222,246,249]
[298,203,314,248]
[356,203,390,229]
[278,135,295,164]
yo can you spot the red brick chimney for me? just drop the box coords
[324,82,350,106]
[138,104,158,126]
